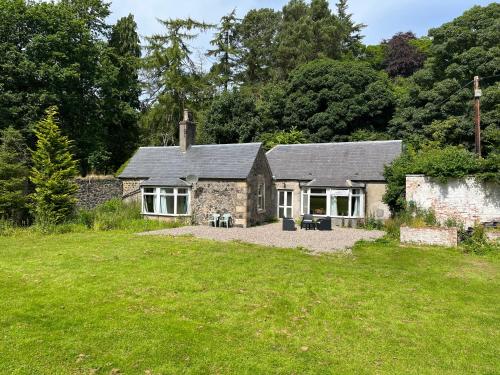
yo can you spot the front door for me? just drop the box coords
[278,190,293,218]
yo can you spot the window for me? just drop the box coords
[278,190,293,218]
[301,188,364,218]
[257,183,265,211]
[142,187,190,216]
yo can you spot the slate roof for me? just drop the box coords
[118,143,262,180]
[266,140,402,185]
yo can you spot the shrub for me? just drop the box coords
[462,224,498,255]
[361,215,384,230]
[0,219,15,236]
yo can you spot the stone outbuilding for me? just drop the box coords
[118,110,274,227]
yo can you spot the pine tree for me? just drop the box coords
[336,0,365,57]
[0,127,29,223]
[30,107,78,226]
[207,9,240,91]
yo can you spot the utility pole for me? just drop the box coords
[473,76,482,157]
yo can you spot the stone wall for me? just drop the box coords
[400,226,458,247]
[246,147,275,226]
[76,176,122,209]
[191,180,247,226]
[406,175,500,228]
[122,178,142,202]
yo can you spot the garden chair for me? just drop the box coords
[208,213,220,227]
[282,218,296,231]
[300,214,315,230]
[317,217,332,231]
[219,213,233,228]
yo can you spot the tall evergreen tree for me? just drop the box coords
[142,18,213,145]
[0,127,29,223]
[30,107,78,226]
[207,9,240,91]
[99,14,142,171]
[335,0,365,57]
[238,8,282,84]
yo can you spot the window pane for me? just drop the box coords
[177,195,188,214]
[286,191,292,203]
[337,196,349,216]
[311,189,326,194]
[279,191,285,206]
[351,196,361,217]
[160,188,174,194]
[278,207,284,218]
[286,207,292,218]
[177,188,188,195]
[310,196,327,215]
[144,194,156,213]
[351,189,361,195]
[160,195,174,214]
[144,188,155,194]
[302,193,308,214]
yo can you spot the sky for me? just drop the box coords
[108,0,494,57]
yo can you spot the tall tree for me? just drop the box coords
[389,4,500,154]
[335,0,365,57]
[30,107,78,227]
[142,18,213,145]
[0,127,29,223]
[207,9,240,91]
[238,8,282,84]
[99,14,142,171]
[382,32,426,78]
[282,59,394,142]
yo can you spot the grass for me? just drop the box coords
[0,231,499,374]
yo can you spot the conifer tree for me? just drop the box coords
[0,127,29,223]
[30,107,78,226]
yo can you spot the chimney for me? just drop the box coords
[179,109,196,152]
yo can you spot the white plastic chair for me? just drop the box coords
[209,213,220,227]
[219,213,232,228]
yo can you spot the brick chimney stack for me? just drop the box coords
[179,109,196,152]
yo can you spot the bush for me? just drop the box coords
[361,215,384,230]
[0,219,15,236]
[462,224,498,255]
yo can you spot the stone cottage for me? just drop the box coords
[266,140,402,226]
[118,110,274,227]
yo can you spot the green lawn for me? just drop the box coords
[0,231,499,374]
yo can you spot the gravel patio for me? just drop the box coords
[139,223,385,253]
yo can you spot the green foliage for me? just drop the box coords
[207,9,240,90]
[74,198,182,232]
[204,88,262,143]
[0,218,16,236]
[389,4,500,153]
[30,107,78,228]
[282,59,394,142]
[462,224,499,255]
[0,127,29,223]
[259,128,308,150]
[382,145,496,213]
[360,215,384,230]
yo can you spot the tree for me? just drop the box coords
[207,9,240,91]
[0,127,29,223]
[282,59,394,142]
[259,128,307,150]
[382,32,426,78]
[100,14,141,171]
[30,107,78,226]
[335,0,365,57]
[389,4,500,153]
[142,18,213,145]
[238,8,282,84]
[204,89,262,144]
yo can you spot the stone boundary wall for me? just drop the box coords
[76,176,122,210]
[400,226,458,247]
[406,175,500,228]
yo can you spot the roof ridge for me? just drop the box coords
[270,140,402,149]
[139,142,262,150]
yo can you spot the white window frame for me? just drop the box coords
[141,187,191,216]
[257,182,265,211]
[277,190,293,218]
[300,187,365,218]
